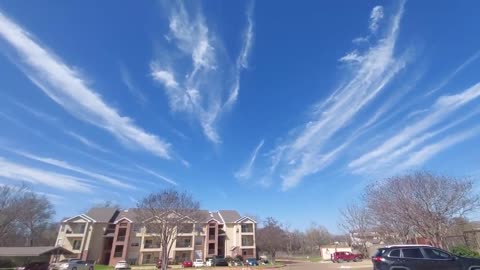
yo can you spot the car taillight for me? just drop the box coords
[372,257,385,262]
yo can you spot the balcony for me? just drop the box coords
[144,243,161,249]
[241,225,254,233]
[117,235,126,242]
[114,252,123,258]
[208,235,215,241]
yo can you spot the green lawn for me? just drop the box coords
[95,265,114,270]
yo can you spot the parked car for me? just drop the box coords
[192,259,204,268]
[211,256,228,267]
[50,260,93,270]
[205,259,213,267]
[114,261,130,270]
[181,261,193,268]
[232,259,243,266]
[372,244,480,270]
[331,251,362,263]
[24,262,49,270]
[244,258,258,266]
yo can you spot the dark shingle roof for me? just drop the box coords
[0,246,74,257]
[86,208,119,223]
[115,209,138,222]
[218,210,241,223]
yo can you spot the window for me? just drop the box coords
[241,224,253,233]
[72,240,81,250]
[423,248,451,259]
[389,249,400,258]
[114,245,124,257]
[131,243,139,247]
[402,248,424,258]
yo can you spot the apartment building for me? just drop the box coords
[54,208,256,266]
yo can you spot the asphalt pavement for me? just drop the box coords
[280,261,372,270]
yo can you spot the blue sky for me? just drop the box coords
[0,1,480,232]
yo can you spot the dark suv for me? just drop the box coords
[372,245,480,270]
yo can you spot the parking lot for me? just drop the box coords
[279,261,372,270]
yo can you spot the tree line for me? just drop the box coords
[0,185,56,247]
[338,171,480,254]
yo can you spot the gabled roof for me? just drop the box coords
[63,214,95,223]
[235,216,257,223]
[218,210,241,223]
[0,246,74,257]
[115,209,138,223]
[86,208,119,223]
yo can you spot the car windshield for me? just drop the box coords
[374,249,387,257]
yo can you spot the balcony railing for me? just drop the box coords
[144,244,161,249]
[117,235,126,242]
[176,243,192,248]
[241,227,253,233]
[208,235,215,240]
[242,241,254,246]
[66,228,85,234]
[208,249,215,255]
[114,252,123,257]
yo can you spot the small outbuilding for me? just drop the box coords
[0,246,74,266]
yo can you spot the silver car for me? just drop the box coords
[50,260,93,270]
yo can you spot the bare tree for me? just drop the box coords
[256,217,286,263]
[0,185,27,245]
[136,189,200,270]
[0,185,55,247]
[18,192,55,246]
[305,223,331,254]
[365,171,480,248]
[338,202,371,256]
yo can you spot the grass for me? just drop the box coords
[95,265,114,270]
[307,257,323,262]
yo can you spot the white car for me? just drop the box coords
[51,260,93,270]
[114,261,130,270]
[193,259,204,268]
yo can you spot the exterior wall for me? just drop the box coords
[54,212,257,265]
[86,223,108,262]
[109,221,132,266]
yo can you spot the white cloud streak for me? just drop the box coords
[235,139,264,181]
[393,127,480,172]
[65,131,110,153]
[265,2,407,190]
[136,165,178,186]
[13,150,137,190]
[369,6,384,33]
[0,157,93,192]
[0,11,172,159]
[119,64,147,104]
[350,82,480,173]
[426,50,480,96]
[151,2,254,143]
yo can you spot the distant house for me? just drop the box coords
[54,208,257,266]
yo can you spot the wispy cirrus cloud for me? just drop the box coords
[0,11,172,159]
[369,6,384,33]
[235,139,264,181]
[12,150,137,190]
[0,157,93,192]
[392,127,480,173]
[136,165,178,186]
[120,63,147,105]
[258,2,407,190]
[151,1,254,143]
[65,131,110,153]
[349,82,480,175]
